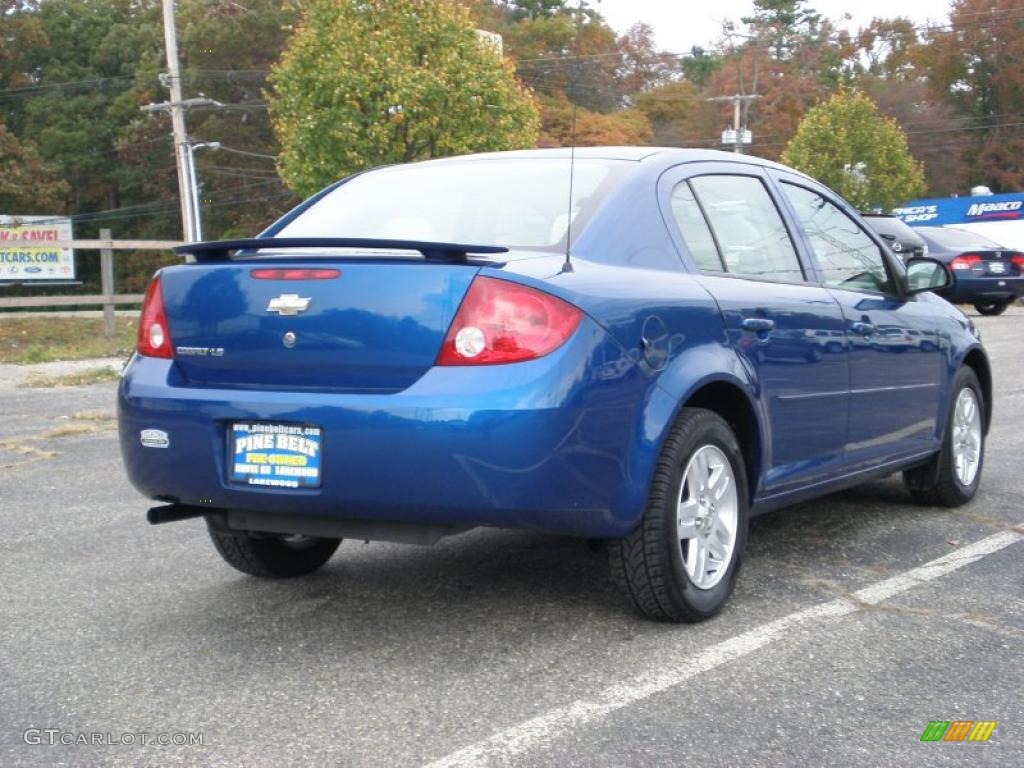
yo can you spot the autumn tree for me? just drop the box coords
[268,0,539,197]
[537,94,652,147]
[616,23,677,99]
[916,0,1024,192]
[633,80,719,148]
[844,18,964,197]
[0,120,69,213]
[781,90,925,210]
[502,8,625,113]
[701,1,853,160]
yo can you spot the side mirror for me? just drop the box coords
[905,257,951,294]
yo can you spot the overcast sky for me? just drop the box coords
[597,0,955,53]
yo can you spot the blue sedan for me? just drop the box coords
[118,148,990,621]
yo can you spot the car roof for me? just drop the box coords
[414,146,806,173]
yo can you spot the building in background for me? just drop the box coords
[893,192,1024,251]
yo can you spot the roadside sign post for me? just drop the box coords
[99,228,115,338]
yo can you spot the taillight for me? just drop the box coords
[250,268,340,280]
[1011,253,1024,272]
[949,253,982,271]
[436,276,582,365]
[137,276,172,358]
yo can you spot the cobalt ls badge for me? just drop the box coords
[266,294,311,316]
[140,429,170,449]
[175,346,225,357]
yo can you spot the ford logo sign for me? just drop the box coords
[24,266,42,273]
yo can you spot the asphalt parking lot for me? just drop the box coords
[2,309,1022,767]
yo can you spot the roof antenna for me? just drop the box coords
[561,102,577,275]
[561,1,584,275]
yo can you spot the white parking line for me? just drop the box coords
[425,527,1023,768]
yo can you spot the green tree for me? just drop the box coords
[741,0,822,59]
[2,0,165,215]
[268,0,539,197]
[504,0,567,19]
[680,47,722,88]
[781,90,925,210]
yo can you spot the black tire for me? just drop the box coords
[207,523,341,577]
[608,408,749,622]
[973,300,1010,316]
[903,367,985,507]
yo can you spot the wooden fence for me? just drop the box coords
[0,228,184,336]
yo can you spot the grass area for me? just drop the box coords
[0,315,137,363]
[20,367,121,388]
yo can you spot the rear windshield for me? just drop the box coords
[273,158,632,250]
[917,227,1003,249]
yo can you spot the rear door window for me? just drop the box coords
[688,175,805,283]
[669,182,724,272]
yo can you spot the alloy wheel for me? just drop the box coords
[676,445,739,589]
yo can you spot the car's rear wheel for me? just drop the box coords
[904,367,984,507]
[207,524,341,577]
[973,300,1010,316]
[609,408,749,622]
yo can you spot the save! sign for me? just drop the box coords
[0,215,75,281]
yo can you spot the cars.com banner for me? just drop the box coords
[893,192,1024,226]
[0,215,75,281]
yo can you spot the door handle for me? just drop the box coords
[851,321,876,336]
[740,317,775,333]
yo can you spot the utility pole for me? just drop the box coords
[707,94,762,154]
[142,1,223,242]
[157,0,192,241]
[142,97,222,241]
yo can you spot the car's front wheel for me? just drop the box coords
[609,408,749,622]
[207,524,341,577]
[973,300,1010,316]
[904,367,985,507]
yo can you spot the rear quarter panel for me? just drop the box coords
[496,209,753,528]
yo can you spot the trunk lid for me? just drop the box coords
[159,260,480,392]
[958,249,1020,278]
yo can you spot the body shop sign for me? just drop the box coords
[0,216,74,281]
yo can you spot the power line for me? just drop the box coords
[22,175,288,227]
[0,73,149,97]
[210,144,277,160]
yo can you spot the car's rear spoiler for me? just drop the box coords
[174,237,509,263]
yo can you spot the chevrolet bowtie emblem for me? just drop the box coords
[266,294,311,316]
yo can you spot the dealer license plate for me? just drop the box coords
[229,422,322,488]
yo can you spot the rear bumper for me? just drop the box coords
[940,274,1024,303]
[118,317,655,538]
